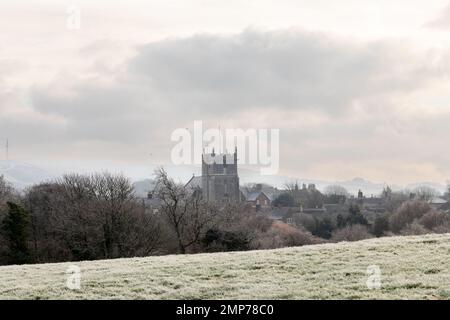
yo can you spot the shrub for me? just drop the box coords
[331,224,372,242]
[418,210,450,230]
[272,193,295,207]
[400,221,429,236]
[432,222,450,234]
[389,201,431,233]
[201,228,252,252]
[312,217,334,239]
[336,205,368,229]
[256,221,320,249]
[347,205,368,226]
[294,213,316,233]
[372,214,390,237]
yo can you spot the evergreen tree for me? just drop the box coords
[2,202,30,264]
[347,205,368,226]
[373,215,390,237]
[336,214,346,228]
[313,217,334,239]
[273,193,295,207]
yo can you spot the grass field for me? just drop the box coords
[0,233,449,300]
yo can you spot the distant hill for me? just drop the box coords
[230,172,446,196]
[0,233,449,299]
[0,161,55,190]
[406,182,448,194]
[1,160,446,196]
[331,177,398,196]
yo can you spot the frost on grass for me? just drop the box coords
[0,233,449,300]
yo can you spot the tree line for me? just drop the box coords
[0,170,318,266]
[1,171,449,266]
[286,189,450,242]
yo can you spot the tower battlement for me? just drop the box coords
[201,148,240,202]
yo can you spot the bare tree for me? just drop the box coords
[384,190,410,213]
[0,175,15,209]
[24,182,71,262]
[323,185,349,205]
[91,173,136,258]
[154,168,217,254]
[60,172,162,259]
[389,200,431,233]
[22,172,163,263]
[324,185,350,197]
[284,181,297,194]
[413,186,439,202]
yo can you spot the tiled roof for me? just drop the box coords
[185,175,202,189]
[244,191,270,201]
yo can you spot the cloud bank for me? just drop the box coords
[1,28,450,183]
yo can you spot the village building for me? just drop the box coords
[241,184,272,212]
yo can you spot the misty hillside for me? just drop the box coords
[0,160,446,195]
[0,233,449,300]
[0,161,55,190]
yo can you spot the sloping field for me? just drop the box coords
[0,233,449,300]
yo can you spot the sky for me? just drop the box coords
[1,0,450,185]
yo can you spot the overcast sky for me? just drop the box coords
[1,0,450,185]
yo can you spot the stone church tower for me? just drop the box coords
[201,148,240,202]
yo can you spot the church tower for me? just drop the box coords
[201,147,240,202]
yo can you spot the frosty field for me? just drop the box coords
[0,233,449,300]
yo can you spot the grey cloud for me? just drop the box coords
[31,29,447,136]
[128,29,441,116]
[31,83,163,143]
[9,28,449,178]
